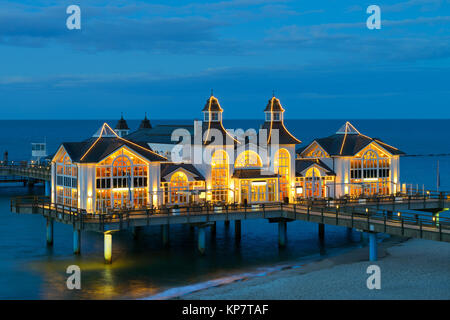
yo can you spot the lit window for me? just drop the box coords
[235,150,262,168]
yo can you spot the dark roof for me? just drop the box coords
[125,124,194,145]
[232,168,279,179]
[60,137,166,163]
[260,121,301,145]
[301,133,405,157]
[295,159,335,177]
[264,96,285,112]
[202,121,239,146]
[202,96,223,112]
[160,163,205,181]
[139,114,152,129]
[115,114,129,130]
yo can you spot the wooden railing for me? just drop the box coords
[0,164,51,181]
[11,193,450,240]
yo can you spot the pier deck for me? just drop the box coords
[0,165,50,183]
[12,194,450,242]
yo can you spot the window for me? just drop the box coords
[265,113,271,121]
[204,112,209,121]
[170,172,188,203]
[235,150,262,168]
[349,148,391,196]
[211,150,229,202]
[274,149,290,200]
[95,149,148,212]
[273,113,280,121]
[55,152,78,207]
[211,112,218,121]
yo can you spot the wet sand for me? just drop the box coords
[182,238,450,300]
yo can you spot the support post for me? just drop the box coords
[104,232,112,264]
[235,220,241,241]
[278,221,287,247]
[346,227,352,239]
[132,226,142,240]
[73,228,81,255]
[198,227,206,255]
[161,225,169,247]
[224,220,230,228]
[211,221,216,236]
[45,180,51,197]
[369,232,377,261]
[46,218,53,246]
[318,223,325,241]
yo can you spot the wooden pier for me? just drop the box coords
[11,192,450,264]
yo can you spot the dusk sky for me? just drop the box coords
[0,0,449,119]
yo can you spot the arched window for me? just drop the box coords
[235,150,262,168]
[95,149,148,211]
[305,167,323,198]
[349,148,391,196]
[170,172,188,203]
[211,150,229,202]
[274,149,290,200]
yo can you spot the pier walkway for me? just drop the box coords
[11,192,450,263]
[0,165,50,185]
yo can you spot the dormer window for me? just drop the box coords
[265,113,271,121]
[273,113,280,121]
[204,112,209,121]
[211,112,219,121]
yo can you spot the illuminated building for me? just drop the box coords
[50,96,404,212]
[298,121,404,198]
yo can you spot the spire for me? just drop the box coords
[139,112,152,129]
[264,96,285,112]
[202,95,223,112]
[115,113,129,130]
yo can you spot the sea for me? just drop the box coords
[0,119,448,299]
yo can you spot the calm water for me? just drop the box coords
[0,119,449,299]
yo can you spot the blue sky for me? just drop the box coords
[0,0,449,119]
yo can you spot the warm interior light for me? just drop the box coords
[252,181,267,186]
[296,186,303,194]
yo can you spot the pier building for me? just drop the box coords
[50,95,404,213]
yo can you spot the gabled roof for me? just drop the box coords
[59,123,167,163]
[299,122,405,157]
[139,113,152,129]
[264,96,285,112]
[295,159,335,177]
[202,95,223,112]
[160,163,205,181]
[115,114,129,130]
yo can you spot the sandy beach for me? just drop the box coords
[182,238,450,300]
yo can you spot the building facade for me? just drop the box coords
[51,96,404,213]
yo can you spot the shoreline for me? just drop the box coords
[143,235,399,300]
[180,237,450,300]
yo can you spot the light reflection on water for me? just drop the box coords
[0,186,364,300]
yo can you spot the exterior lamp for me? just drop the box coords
[397,212,401,217]
[365,208,369,214]
[296,186,303,194]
